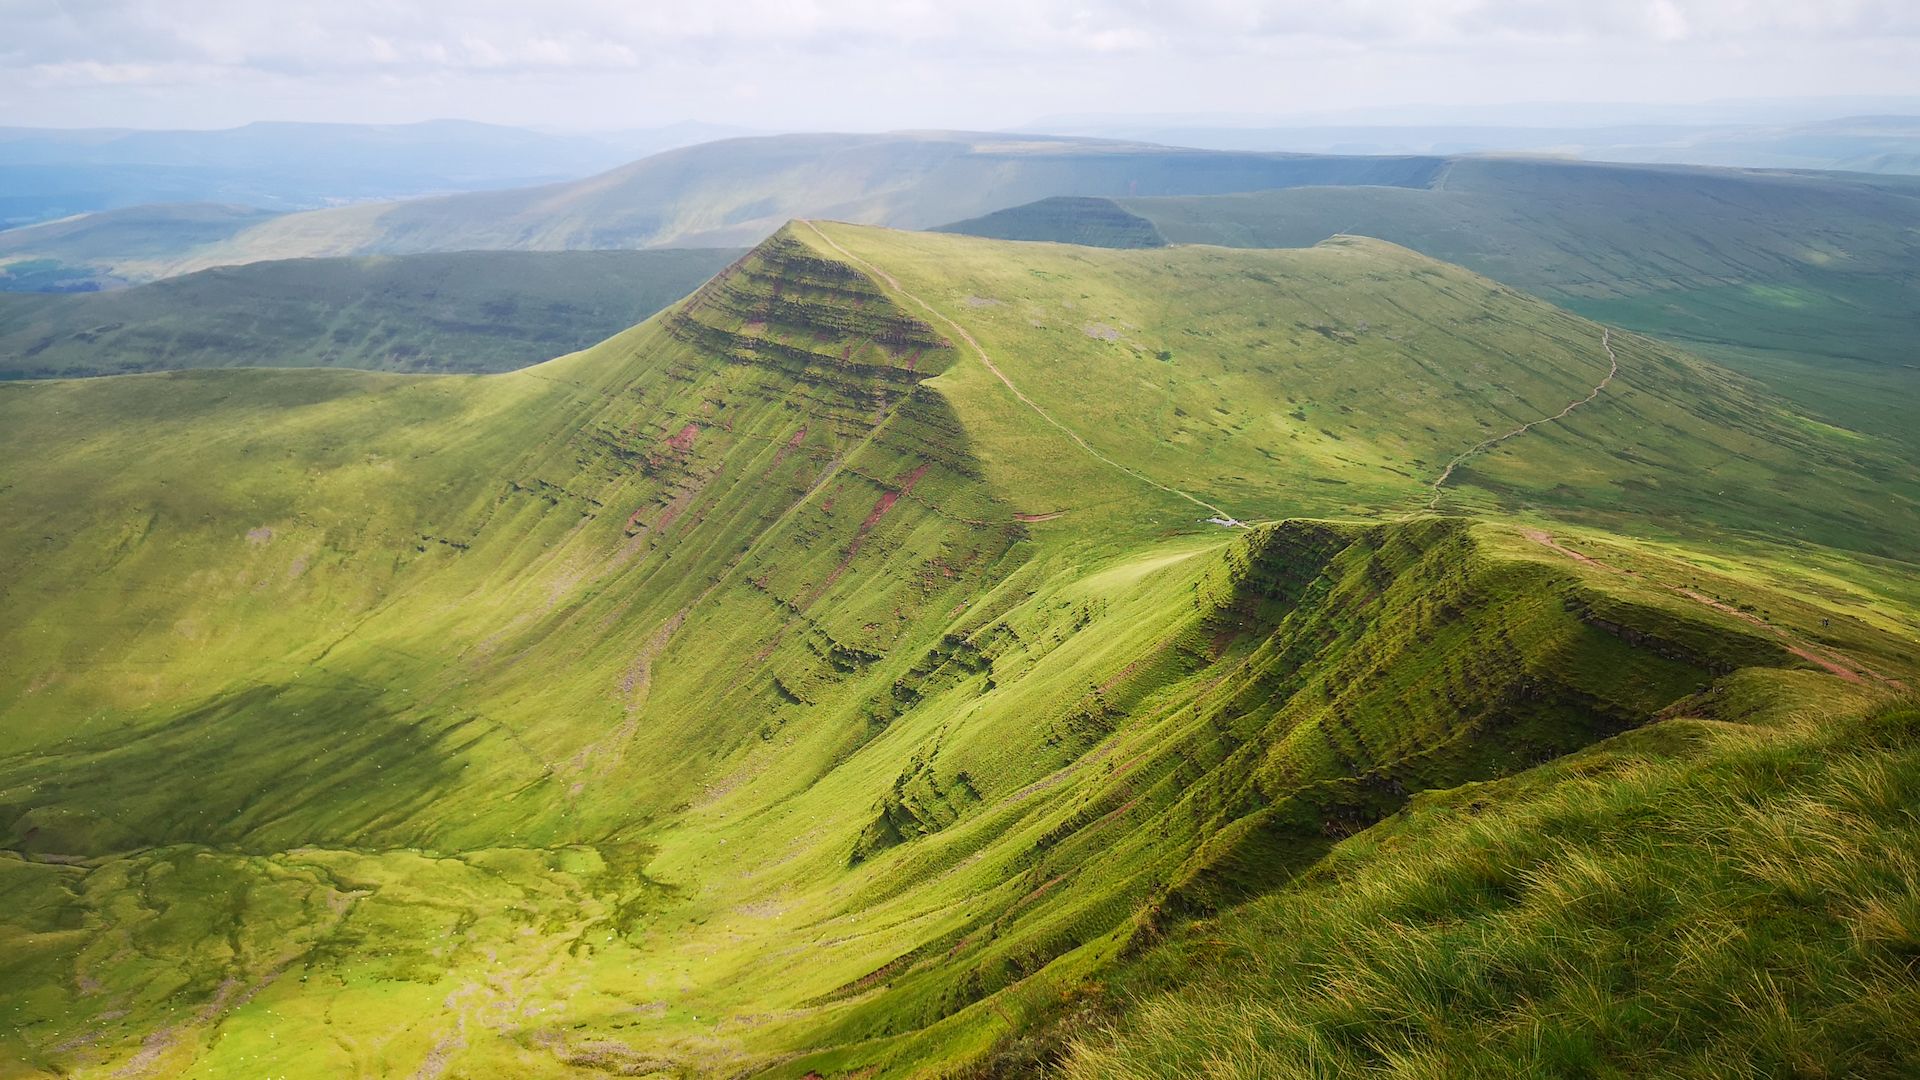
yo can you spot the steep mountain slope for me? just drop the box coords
[3,224,1914,1078]
[0,133,1443,287]
[0,248,743,378]
[1067,678,1920,1079]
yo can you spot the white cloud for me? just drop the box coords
[11,0,1917,77]
[0,0,1914,129]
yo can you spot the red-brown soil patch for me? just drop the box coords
[664,422,700,452]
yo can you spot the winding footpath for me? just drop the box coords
[1427,327,1620,510]
[800,220,1246,526]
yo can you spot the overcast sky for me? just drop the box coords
[4,1,1917,132]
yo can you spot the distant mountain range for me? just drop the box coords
[1017,114,1920,174]
[0,132,1442,286]
[0,119,753,228]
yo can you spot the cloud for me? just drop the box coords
[1,0,1914,129]
[10,0,1917,83]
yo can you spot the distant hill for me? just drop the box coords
[934,195,1168,247]
[1021,113,1920,174]
[0,132,1444,287]
[0,119,684,228]
[0,203,281,290]
[0,247,744,378]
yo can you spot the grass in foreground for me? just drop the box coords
[1067,674,1920,1079]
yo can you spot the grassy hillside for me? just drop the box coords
[934,197,1167,248]
[1129,157,1920,308]
[2,223,1915,1078]
[0,204,280,291]
[938,159,1920,451]
[0,133,1443,287]
[0,248,744,378]
[1097,158,1920,448]
[1068,677,1920,1078]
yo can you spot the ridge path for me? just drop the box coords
[1427,327,1620,510]
[800,219,1246,527]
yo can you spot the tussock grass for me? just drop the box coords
[1068,693,1920,1079]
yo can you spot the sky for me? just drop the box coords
[3,0,1918,132]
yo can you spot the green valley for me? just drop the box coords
[0,248,743,378]
[3,220,1915,1078]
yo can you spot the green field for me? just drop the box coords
[0,248,743,378]
[3,223,1915,1077]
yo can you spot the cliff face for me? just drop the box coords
[663,231,952,408]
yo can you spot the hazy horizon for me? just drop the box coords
[5,1,1917,133]
[8,94,1920,140]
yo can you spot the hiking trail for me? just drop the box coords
[1428,327,1620,510]
[800,220,1246,527]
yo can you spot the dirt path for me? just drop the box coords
[800,220,1246,527]
[1519,528,1905,689]
[1428,327,1620,510]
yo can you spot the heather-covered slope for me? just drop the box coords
[3,224,1914,1078]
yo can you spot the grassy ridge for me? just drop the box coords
[0,204,277,288]
[1115,159,1920,447]
[817,225,1920,558]
[1066,676,1920,1078]
[937,160,1920,448]
[2,223,1915,1077]
[0,248,744,378]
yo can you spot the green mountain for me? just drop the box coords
[0,133,1444,288]
[934,196,1168,248]
[0,204,280,291]
[0,248,744,378]
[940,158,1920,451]
[3,224,1915,1078]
